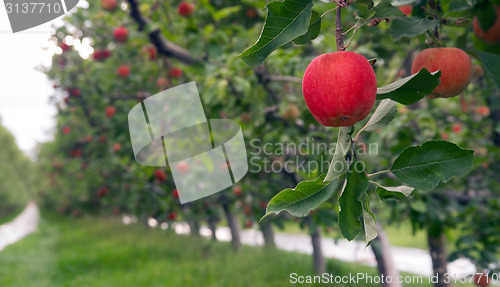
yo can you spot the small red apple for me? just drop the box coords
[168,211,177,221]
[70,150,82,157]
[244,220,253,228]
[473,272,490,286]
[113,143,121,151]
[168,68,183,78]
[476,106,490,116]
[243,206,252,215]
[155,169,167,182]
[178,2,195,17]
[60,42,71,52]
[93,49,111,61]
[246,8,258,19]
[176,162,189,174]
[117,65,130,78]
[411,48,472,98]
[172,189,179,198]
[259,202,267,209]
[97,187,108,197]
[105,106,116,117]
[233,186,242,196]
[67,87,80,97]
[144,46,157,60]
[473,6,500,44]
[101,0,117,11]
[113,26,129,43]
[399,5,412,16]
[452,123,462,134]
[302,51,377,127]
[62,126,71,134]
[156,78,169,90]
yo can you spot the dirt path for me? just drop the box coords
[0,201,39,252]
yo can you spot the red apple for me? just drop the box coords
[144,46,157,60]
[399,5,412,16]
[452,123,462,134]
[172,189,179,198]
[156,78,169,90]
[259,202,267,209]
[117,65,130,78]
[302,51,377,127]
[97,187,108,197]
[411,48,472,98]
[155,169,167,182]
[60,42,71,52]
[113,26,128,43]
[244,220,253,228]
[101,0,117,11]
[473,6,500,44]
[62,126,71,134]
[113,143,121,151]
[67,87,80,97]
[168,211,177,221]
[243,206,252,215]
[474,272,490,286]
[168,68,183,78]
[178,2,195,17]
[476,106,490,116]
[233,186,242,196]
[105,106,116,117]
[246,8,258,19]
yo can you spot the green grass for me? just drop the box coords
[0,213,473,287]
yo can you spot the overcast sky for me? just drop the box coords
[0,2,60,156]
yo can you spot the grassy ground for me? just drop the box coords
[0,213,474,287]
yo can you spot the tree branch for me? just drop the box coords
[126,0,201,65]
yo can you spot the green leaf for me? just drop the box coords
[372,181,414,201]
[361,194,377,244]
[339,160,369,241]
[391,141,475,191]
[470,50,500,91]
[213,6,241,21]
[358,99,397,135]
[239,0,313,67]
[293,11,321,45]
[391,17,439,41]
[262,174,342,219]
[447,0,472,13]
[373,0,405,19]
[325,126,352,181]
[376,68,441,105]
[352,0,375,20]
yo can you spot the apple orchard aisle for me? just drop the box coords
[0,203,475,278]
[130,215,477,279]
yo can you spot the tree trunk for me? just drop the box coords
[306,216,326,274]
[188,219,200,237]
[259,219,275,248]
[371,223,402,287]
[222,202,241,252]
[208,218,217,241]
[427,231,450,287]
